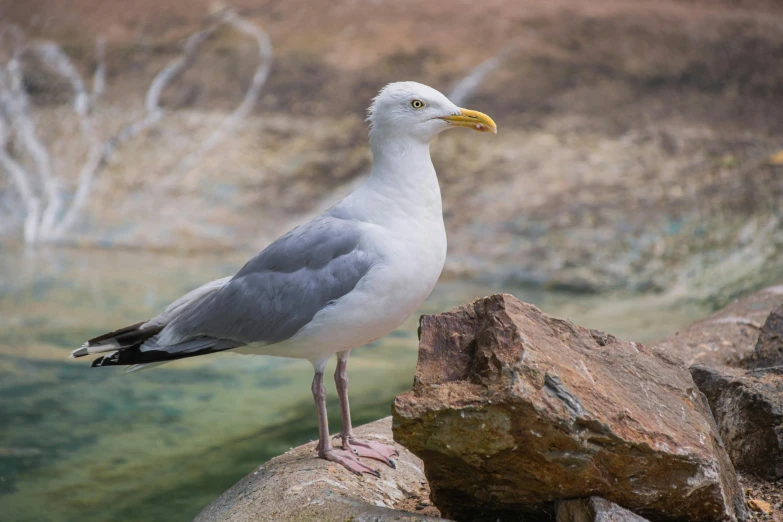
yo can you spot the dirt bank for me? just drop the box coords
[3,0,782,303]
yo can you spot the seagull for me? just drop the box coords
[70,81,496,477]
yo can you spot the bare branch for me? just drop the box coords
[0,11,275,244]
[49,15,230,236]
[27,42,92,115]
[166,10,273,180]
[1,40,63,237]
[102,17,224,162]
[24,41,104,237]
[147,22,222,115]
[0,111,41,243]
[2,31,105,240]
[197,12,273,154]
[448,46,514,106]
[92,36,106,98]
[0,24,24,62]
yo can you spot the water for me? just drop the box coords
[0,248,708,522]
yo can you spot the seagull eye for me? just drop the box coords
[410,99,425,110]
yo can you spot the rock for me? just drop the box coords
[653,286,783,367]
[691,365,783,480]
[556,497,650,522]
[194,417,449,522]
[392,294,746,522]
[744,304,783,369]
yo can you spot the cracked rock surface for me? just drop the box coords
[392,294,746,522]
[692,365,783,480]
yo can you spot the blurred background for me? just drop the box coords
[1,0,782,521]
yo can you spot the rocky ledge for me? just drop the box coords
[197,286,783,521]
[194,417,446,522]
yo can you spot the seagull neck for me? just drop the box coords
[369,133,433,172]
[365,135,441,213]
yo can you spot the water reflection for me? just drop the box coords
[0,248,707,522]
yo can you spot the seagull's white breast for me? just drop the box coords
[260,221,445,361]
[256,164,448,362]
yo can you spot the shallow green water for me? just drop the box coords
[0,248,707,522]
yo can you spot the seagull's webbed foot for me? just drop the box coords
[345,437,399,469]
[320,447,381,478]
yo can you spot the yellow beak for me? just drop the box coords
[440,108,497,134]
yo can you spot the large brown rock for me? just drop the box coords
[194,417,449,522]
[744,304,783,369]
[556,497,650,522]
[392,294,746,522]
[654,285,783,367]
[691,365,783,480]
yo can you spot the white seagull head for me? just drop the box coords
[367,81,497,145]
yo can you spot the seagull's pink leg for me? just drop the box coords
[334,351,399,468]
[311,368,380,477]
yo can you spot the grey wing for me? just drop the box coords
[143,276,232,329]
[154,215,377,349]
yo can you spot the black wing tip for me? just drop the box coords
[91,351,121,367]
[90,347,143,367]
[78,322,163,364]
[88,344,227,368]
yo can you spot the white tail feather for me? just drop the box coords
[70,339,121,358]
